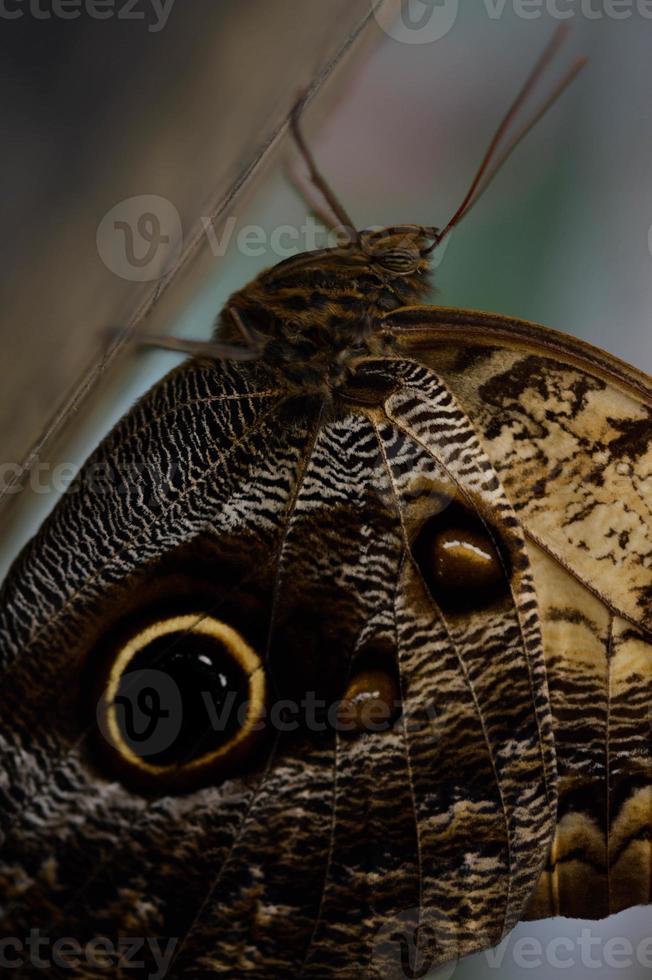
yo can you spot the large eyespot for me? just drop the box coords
[412,500,510,613]
[94,613,266,792]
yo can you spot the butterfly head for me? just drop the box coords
[357,224,439,276]
[192,50,591,397]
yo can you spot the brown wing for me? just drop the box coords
[0,350,557,978]
[387,305,652,920]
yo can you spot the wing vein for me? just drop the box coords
[19,397,288,657]
[388,398,555,817]
[369,418,425,954]
[524,528,652,639]
[168,400,328,973]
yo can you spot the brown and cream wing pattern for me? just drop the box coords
[392,305,652,921]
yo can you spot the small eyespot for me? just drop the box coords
[336,639,401,735]
[412,502,510,612]
[94,614,265,791]
[337,668,400,735]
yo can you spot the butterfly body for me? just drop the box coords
[219,227,435,396]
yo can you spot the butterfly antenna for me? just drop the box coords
[425,25,586,252]
[463,55,587,220]
[290,94,361,245]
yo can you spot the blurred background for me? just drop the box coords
[1,1,652,977]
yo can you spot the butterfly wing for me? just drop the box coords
[0,351,556,977]
[389,305,652,920]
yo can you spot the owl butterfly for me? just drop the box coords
[0,25,651,980]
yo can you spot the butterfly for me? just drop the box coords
[1,25,651,980]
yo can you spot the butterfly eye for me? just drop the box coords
[412,504,510,612]
[94,614,266,792]
[372,248,419,274]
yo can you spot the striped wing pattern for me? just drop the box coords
[0,355,556,977]
[392,306,652,921]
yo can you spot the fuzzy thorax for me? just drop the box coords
[216,226,436,395]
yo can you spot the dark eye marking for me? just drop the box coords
[94,614,265,792]
[372,248,419,274]
[412,500,511,613]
